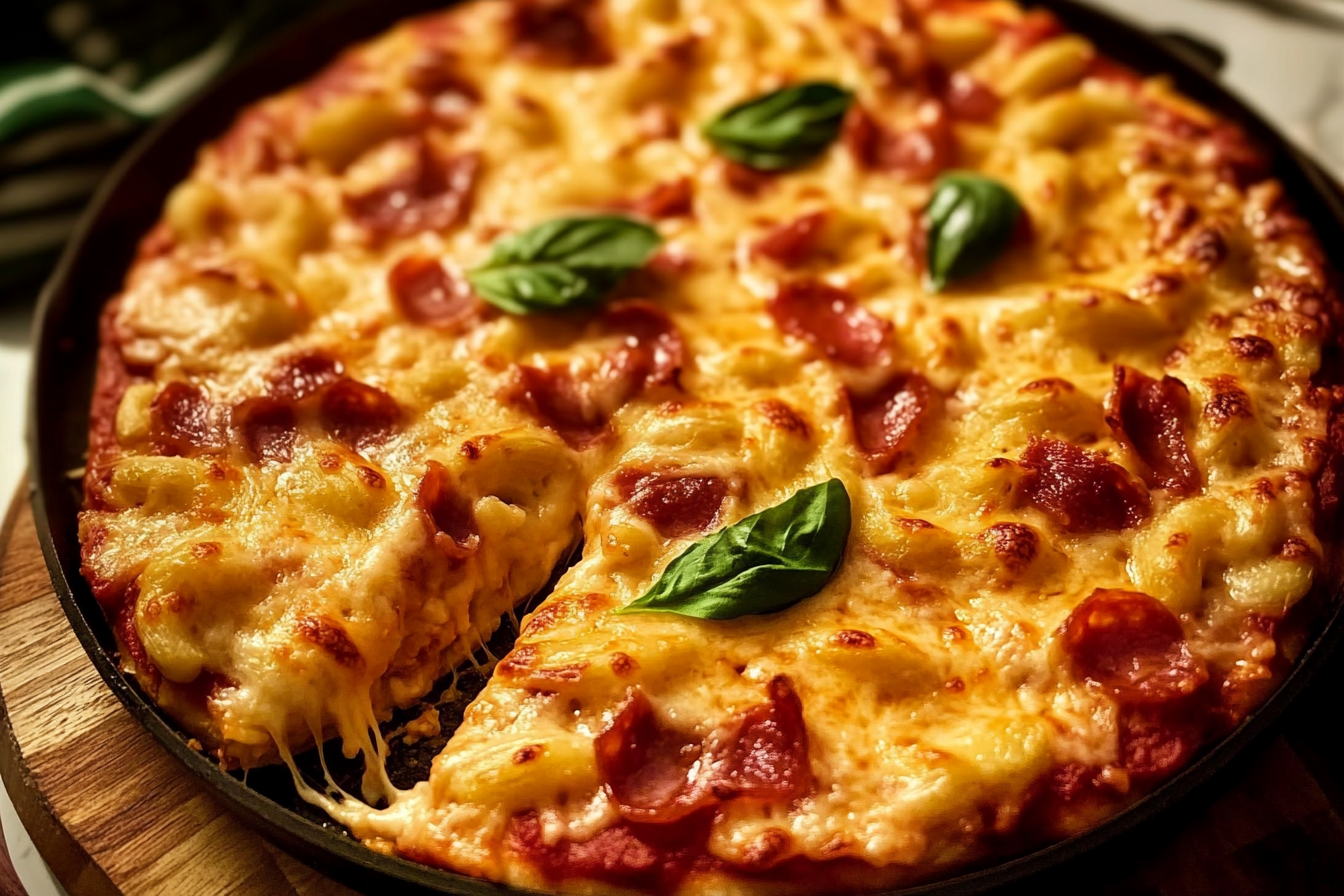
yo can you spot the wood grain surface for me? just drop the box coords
[2,488,1343,896]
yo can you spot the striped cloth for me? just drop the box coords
[0,0,328,301]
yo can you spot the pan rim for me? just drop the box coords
[24,1,1344,894]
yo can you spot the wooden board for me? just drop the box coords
[2,485,1344,896]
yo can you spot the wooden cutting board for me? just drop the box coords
[2,486,1344,896]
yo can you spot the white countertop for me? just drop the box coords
[2,2,1343,893]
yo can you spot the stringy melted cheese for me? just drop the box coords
[78,0,1338,891]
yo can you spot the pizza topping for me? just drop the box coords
[601,299,684,388]
[703,82,853,172]
[753,212,828,267]
[233,397,298,463]
[628,178,694,220]
[982,522,1039,573]
[618,479,850,619]
[468,215,662,314]
[268,352,345,402]
[615,469,728,538]
[708,676,813,801]
[416,460,481,558]
[507,810,710,892]
[596,676,813,823]
[1105,366,1201,495]
[404,52,481,128]
[508,0,613,67]
[509,364,607,447]
[388,255,480,329]
[319,380,402,451]
[844,373,936,475]
[943,72,1001,123]
[1061,588,1208,705]
[345,142,479,241]
[596,690,710,822]
[508,301,683,445]
[767,280,892,367]
[1118,703,1205,780]
[1020,437,1150,532]
[150,382,224,455]
[924,171,1023,291]
[843,101,953,180]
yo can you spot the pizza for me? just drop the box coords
[77,0,1344,891]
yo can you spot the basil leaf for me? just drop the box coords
[467,214,662,314]
[925,171,1023,292]
[616,478,851,620]
[703,82,853,172]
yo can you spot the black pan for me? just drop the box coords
[26,1,1344,894]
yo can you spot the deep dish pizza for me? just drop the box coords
[78,0,1344,891]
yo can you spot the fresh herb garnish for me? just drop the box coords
[616,478,851,620]
[703,81,853,172]
[467,214,662,314]
[925,171,1023,292]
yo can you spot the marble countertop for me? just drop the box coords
[2,2,1343,894]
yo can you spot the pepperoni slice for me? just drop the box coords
[615,469,728,538]
[596,690,712,823]
[943,72,1001,123]
[508,0,613,67]
[388,256,480,329]
[843,102,954,180]
[1105,366,1201,495]
[1020,437,1150,532]
[602,300,685,389]
[319,380,401,451]
[596,678,813,824]
[233,397,297,463]
[844,373,937,475]
[507,810,711,893]
[345,142,479,241]
[1062,589,1208,705]
[1118,703,1206,780]
[404,51,480,128]
[416,460,480,558]
[267,351,344,401]
[709,676,813,802]
[628,178,694,220]
[509,302,683,445]
[768,280,892,367]
[753,212,828,267]
[509,365,607,448]
[150,382,224,456]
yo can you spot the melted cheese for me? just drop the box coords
[78,0,1337,890]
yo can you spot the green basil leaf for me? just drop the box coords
[616,478,852,620]
[925,171,1023,292]
[467,214,662,314]
[702,82,853,172]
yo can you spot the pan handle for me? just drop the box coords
[1153,30,1227,76]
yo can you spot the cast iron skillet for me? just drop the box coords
[25,1,1344,893]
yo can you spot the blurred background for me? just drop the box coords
[1,0,1343,894]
